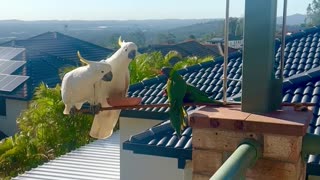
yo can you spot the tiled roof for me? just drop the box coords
[123,27,320,175]
[0,32,113,100]
[139,40,220,58]
[13,131,120,180]
[124,51,243,118]
[123,121,192,169]
[203,43,238,56]
[1,32,113,64]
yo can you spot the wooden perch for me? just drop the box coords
[75,98,317,114]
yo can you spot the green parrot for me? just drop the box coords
[161,67,224,136]
[161,67,188,137]
[161,67,224,104]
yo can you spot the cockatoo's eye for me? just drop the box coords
[101,71,104,73]
[125,48,128,52]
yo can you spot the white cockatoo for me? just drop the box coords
[77,37,138,139]
[61,52,113,115]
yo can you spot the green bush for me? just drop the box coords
[129,51,213,84]
[0,83,93,178]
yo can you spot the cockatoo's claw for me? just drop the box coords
[70,106,78,116]
[90,103,102,115]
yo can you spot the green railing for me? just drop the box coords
[210,139,262,180]
[210,134,320,179]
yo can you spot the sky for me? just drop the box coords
[0,0,313,20]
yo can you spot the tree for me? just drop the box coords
[235,18,244,38]
[0,84,94,179]
[166,33,176,44]
[128,30,146,47]
[189,34,196,40]
[108,33,122,49]
[229,17,238,37]
[306,0,320,26]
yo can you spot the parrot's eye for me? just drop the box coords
[101,71,104,73]
[125,48,128,52]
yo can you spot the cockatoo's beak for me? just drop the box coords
[128,50,136,59]
[102,71,113,81]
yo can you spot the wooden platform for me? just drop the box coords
[189,105,312,136]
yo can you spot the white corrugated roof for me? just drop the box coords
[13,131,120,180]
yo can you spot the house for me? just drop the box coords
[139,40,221,58]
[121,27,320,179]
[207,37,244,49]
[0,32,113,136]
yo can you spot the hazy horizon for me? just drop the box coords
[0,0,312,21]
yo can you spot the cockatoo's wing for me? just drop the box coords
[89,71,130,139]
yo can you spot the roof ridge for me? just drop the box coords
[26,31,113,53]
[283,66,320,89]
[285,26,320,43]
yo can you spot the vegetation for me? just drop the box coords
[306,0,320,26]
[0,51,212,179]
[0,84,93,179]
[129,51,214,84]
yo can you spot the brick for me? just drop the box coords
[193,149,223,174]
[193,173,212,180]
[246,157,303,179]
[193,128,261,151]
[263,134,302,163]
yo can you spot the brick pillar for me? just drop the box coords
[189,105,312,180]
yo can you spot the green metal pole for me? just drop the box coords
[302,133,320,158]
[210,139,262,180]
[242,0,282,113]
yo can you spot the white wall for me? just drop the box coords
[0,99,28,136]
[120,117,187,180]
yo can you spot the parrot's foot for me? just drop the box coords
[90,103,102,115]
[70,106,78,116]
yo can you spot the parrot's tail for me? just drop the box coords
[90,110,121,139]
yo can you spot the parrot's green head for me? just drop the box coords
[160,67,173,77]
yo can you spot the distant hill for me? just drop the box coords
[277,13,306,25]
[167,20,224,42]
[0,16,307,48]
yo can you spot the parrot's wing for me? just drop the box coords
[167,76,188,137]
[90,70,130,139]
[185,83,223,104]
